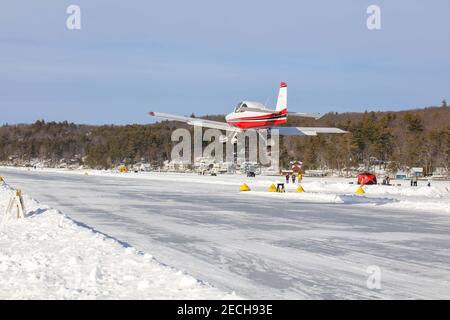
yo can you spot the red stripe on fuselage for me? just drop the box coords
[228,118,287,129]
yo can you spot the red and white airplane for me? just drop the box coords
[149,82,346,139]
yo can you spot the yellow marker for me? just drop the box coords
[296,185,305,193]
[267,183,277,192]
[0,176,3,182]
[356,186,365,194]
[16,189,21,197]
[240,183,251,192]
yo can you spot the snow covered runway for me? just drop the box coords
[1,167,450,299]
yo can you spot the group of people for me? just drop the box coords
[281,171,432,187]
[381,174,432,187]
[410,176,432,187]
[285,172,303,184]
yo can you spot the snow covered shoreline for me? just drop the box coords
[0,181,236,299]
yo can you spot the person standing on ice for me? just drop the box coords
[292,174,296,184]
[427,178,431,187]
[285,174,290,184]
[413,176,418,186]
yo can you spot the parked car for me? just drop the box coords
[357,172,377,185]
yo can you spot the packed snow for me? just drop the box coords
[0,181,236,299]
[1,166,450,299]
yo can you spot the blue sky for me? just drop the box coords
[1,0,449,124]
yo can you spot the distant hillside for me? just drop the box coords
[1,106,449,174]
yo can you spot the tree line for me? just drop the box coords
[1,106,449,175]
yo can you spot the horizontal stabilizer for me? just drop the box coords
[288,112,324,120]
[274,127,347,136]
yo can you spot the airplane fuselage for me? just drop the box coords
[225,101,287,129]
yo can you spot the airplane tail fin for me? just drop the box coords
[276,82,287,113]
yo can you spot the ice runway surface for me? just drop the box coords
[1,168,450,299]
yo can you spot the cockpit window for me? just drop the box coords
[234,102,249,113]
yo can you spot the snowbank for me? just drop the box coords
[0,183,236,299]
[241,178,450,215]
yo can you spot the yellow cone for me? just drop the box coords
[240,183,251,192]
[356,186,365,194]
[296,185,305,193]
[267,183,277,192]
[0,176,3,182]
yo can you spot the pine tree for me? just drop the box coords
[404,113,424,132]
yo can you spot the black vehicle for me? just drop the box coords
[247,171,256,177]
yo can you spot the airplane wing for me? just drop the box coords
[273,127,347,136]
[148,112,240,132]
